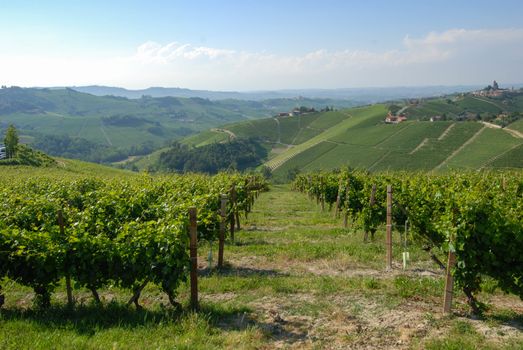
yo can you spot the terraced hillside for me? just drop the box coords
[272,113,522,176]
[177,102,523,177]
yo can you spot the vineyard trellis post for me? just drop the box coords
[218,194,228,269]
[334,178,342,218]
[343,179,350,228]
[230,185,237,242]
[320,176,325,211]
[364,184,377,242]
[443,250,456,313]
[189,207,199,311]
[386,185,393,270]
[58,209,74,307]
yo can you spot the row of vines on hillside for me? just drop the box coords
[293,170,523,313]
[0,172,267,308]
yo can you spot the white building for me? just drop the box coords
[0,144,6,159]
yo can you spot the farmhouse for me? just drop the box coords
[385,111,407,124]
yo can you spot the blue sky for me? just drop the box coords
[1,0,523,90]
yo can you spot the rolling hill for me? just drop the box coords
[70,84,486,101]
[0,87,358,162]
[167,93,523,178]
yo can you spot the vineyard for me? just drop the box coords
[293,170,523,313]
[0,169,267,309]
[0,166,523,348]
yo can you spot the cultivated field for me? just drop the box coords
[1,185,521,349]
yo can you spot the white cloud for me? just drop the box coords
[2,28,523,89]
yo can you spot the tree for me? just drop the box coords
[261,166,272,179]
[4,124,19,159]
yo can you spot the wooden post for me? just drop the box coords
[218,195,228,269]
[189,207,199,311]
[235,211,241,230]
[58,210,74,307]
[443,250,457,313]
[386,185,393,270]
[343,180,350,228]
[320,177,325,211]
[369,184,377,206]
[334,179,342,219]
[364,184,377,242]
[230,186,237,242]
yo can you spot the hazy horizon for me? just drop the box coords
[2,0,523,90]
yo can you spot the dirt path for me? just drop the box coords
[99,120,113,146]
[409,138,428,154]
[504,127,523,139]
[211,128,237,140]
[437,123,455,140]
[481,121,523,139]
[273,118,281,144]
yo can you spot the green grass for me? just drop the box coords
[0,303,262,349]
[507,118,523,133]
[0,158,136,179]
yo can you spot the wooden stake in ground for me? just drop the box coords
[443,250,457,313]
[386,185,393,270]
[369,184,377,206]
[218,194,228,269]
[189,207,199,311]
[364,184,377,242]
[334,179,342,219]
[58,209,74,307]
[343,179,350,228]
[320,176,325,211]
[230,186,237,242]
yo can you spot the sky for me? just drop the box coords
[1,0,523,90]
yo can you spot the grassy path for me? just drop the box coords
[1,186,522,349]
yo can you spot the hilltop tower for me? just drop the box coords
[492,80,499,90]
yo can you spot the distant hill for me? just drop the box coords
[69,85,490,102]
[150,92,523,178]
[0,86,357,163]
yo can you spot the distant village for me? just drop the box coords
[471,80,515,98]
[384,80,521,125]
[275,106,334,118]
